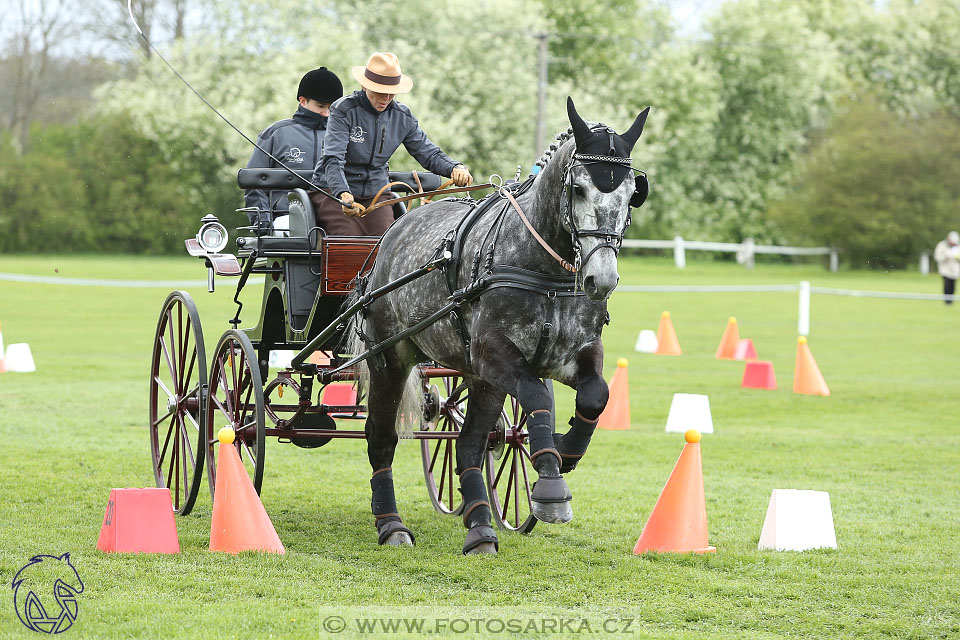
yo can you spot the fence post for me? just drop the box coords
[798,281,810,336]
[829,250,838,272]
[674,236,686,269]
[919,252,930,275]
[737,237,756,269]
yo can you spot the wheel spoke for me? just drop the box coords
[494,446,510,487]
[154,376,175,404]
[210,393,231,422]
[519,448,533,509]
[152,406,174,428]
[512,451,520,526]
[181,416,196,467]
[437,440,450,503]
[157,411,176,469]
[159,320,178,390]
[217,362,234,417]
[164,309,180,390]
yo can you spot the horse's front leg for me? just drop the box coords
[455,382,505,555]
[365,346,416,547]
[474,336,572,524]
[555,340,608,474]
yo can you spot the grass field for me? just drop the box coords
[1,254,958,639]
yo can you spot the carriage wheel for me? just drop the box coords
[149,291,207,515]
[205,329,265,498]
[485,395,537,534]
[420,375,467,515]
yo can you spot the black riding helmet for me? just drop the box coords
[298,67,343,103]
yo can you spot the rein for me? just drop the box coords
[359,182,495,216]
[499,187,577,273]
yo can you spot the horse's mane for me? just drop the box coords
[533,119,607,173]
[532,127,574,172]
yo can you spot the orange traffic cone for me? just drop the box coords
[597,358,630,430]
[0,321,6,373]
[794,336,830,396]
[655,311,682,356]
[210,428,285,554]
[715,317,740,359]
[633,430,715,554]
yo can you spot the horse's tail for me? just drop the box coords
[343,290,423,439]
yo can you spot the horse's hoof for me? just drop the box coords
[532,500,573,524]
[382,531,414,546]
[465,541,498,555]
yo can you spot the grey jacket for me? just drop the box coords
[244,106,328,214]
[317,91,458,198]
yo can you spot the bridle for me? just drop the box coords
[562,147,645,282]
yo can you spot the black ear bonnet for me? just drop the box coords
[567,97,650,206]
[631,173,649,208]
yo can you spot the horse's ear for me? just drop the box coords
[621,106,650,149]
[567,96,591,147]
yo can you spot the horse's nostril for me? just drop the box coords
[584,276,598,295]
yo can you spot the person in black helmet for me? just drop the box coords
[243,67,343,227]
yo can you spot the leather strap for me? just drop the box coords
[361,183,495,216]
[499,187,577,273]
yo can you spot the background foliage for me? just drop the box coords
[2,0,960,264]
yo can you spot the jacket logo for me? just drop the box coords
[350,126,366,143]
[284,147,305,164]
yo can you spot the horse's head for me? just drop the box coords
[562,97,649,300]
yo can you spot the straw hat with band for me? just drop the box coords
[352,52,413,94]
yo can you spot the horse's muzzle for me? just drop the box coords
[583,272,619,300]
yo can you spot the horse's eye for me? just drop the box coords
[572,184,585,197]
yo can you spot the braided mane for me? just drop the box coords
[533,127,574,171]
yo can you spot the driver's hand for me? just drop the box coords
[451,165,474,187]
[340,192,365,217]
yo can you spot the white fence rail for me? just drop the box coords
[618,280,954,336]
[622,236,838,271]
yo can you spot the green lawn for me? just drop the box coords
[0,254,958,639]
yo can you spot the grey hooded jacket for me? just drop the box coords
[316,91,459,199]
[244,105,328,215]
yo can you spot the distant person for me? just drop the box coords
[244,67,343,227]
[311,52,473,236]
[934,230,960,304]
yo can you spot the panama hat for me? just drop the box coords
[351,52,413,94]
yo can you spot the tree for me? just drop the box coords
[0,0,79,152]
[769,98,960,268]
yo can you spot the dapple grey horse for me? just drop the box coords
[347,98,649,554]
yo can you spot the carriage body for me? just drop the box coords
[147,168,538,533]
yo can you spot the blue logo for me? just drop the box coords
[12,553,84,634]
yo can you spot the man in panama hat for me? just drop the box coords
[311,52,473,235]
[244,67,343,228]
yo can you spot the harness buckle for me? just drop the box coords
[547,290,557,299]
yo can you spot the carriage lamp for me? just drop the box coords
[197,214,229,254]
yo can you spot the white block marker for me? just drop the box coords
[758,489,837,551]
[664,393,713,434]
[5,343,36,373]
[634,329,658,353]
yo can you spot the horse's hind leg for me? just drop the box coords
[556,340,608,474]
[365,345,416,547]
[475,336,573,524]
[455,382,504,555]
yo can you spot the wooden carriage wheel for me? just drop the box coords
[485,394,538,534]
[420,375,466,515]
[149,291,207,515]
[204,329,266,498]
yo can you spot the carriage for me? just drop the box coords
[147,168,540,534]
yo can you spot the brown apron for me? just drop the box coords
[308,190,396,236]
